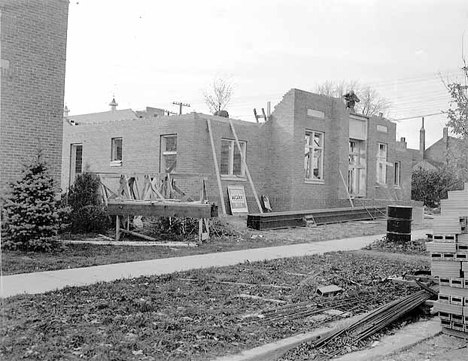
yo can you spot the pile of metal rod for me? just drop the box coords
[310,287,437,358]
[260,295,368,323]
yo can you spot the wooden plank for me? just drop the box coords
[119,229,158,241]
[228,119,263,213]
[339,170,354,207]
[206,119,226,215]
[149,177,165,200]
[115,215,120,241]
[107,201,218,218]
[95,171,211,179]
[172,182,195,202]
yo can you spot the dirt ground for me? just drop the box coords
[380,333,468,361]
[228,216,433,242]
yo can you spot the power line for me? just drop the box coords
[392,112,444,122]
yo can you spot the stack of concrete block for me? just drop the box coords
[428,182,468,338]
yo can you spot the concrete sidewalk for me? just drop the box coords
[1,229,430,298]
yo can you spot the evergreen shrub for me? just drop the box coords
[67,172,109,233]
[2,153,64,252]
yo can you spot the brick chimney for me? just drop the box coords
[419,117,425,159]
[443,127,449,148]
[443,127,448,144]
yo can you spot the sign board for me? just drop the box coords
[227,185,248,214]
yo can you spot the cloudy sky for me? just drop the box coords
[65,0,468,149]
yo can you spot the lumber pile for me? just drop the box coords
[428,182,468,338]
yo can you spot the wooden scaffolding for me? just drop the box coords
[98,173,218,243]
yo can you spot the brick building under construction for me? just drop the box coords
[62,89,413,213]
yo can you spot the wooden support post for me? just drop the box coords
[228,119,263,213]
[115,215,120,241]
[206,119,227,215]
[339,169,354,208]
[198,218,203,243]
[204,218,210,239]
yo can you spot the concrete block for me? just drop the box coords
[412,206,424,225]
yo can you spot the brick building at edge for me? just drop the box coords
[0,0,69,196]
[63,89,414,213]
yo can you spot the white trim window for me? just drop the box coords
[305,130,324,181]
[161,135,177,173]
[377,143,387,184]
[110,137,123,166]
[394,161,401,187]
[220,139,246,177]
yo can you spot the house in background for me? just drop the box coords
[62,89,414,213]
[0,0,69,196]
[411,118,467,172]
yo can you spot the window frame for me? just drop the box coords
[394,161,401,187]
[376,142,388,185]
[220,138,246,178]
[160,134,178,173]
[304,130,324,183]
[69,143,83,185]
[110,137,123,167]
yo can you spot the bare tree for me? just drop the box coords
[359,86,392,117]
[315,80,391,117]
[204,77,234,115]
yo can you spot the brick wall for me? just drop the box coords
[62,113,267,213]
[62,89,415,214]
[367,115,413,201]
[0,0,69,196]
[264,89,296,210]
[289,89,350,210]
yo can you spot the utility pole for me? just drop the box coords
[172,101,190,115]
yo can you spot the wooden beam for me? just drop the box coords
[119,229,158,242]
[115,215,120,241]
[107,201,218,218]
[228,119,263,213]
[339,169,354,208]
[206,119,227,215]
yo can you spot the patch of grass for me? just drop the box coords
[2,220,394,276]
[2,219,432,276]
[1,251,430,361]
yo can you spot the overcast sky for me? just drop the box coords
[64,0,468,149]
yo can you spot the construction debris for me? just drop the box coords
[317,285,344,297]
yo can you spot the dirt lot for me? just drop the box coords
[2,216,449,361]
[1,248,434,361]
[380,333,468,361]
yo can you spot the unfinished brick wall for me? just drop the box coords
[367,115,410,201]
[288,89,350,210]
[62,114,267,213]
[264,89,296,210]
[63,89,415,214]
[0,0,69,196]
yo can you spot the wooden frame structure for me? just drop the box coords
[98,173,218,242]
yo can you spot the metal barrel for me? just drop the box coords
[387,205,412,242]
